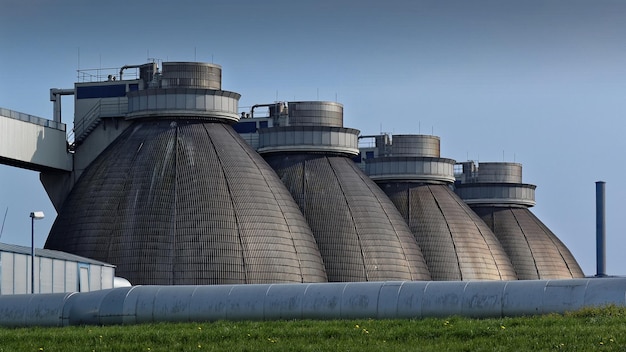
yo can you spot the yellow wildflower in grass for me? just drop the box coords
[500,325,506,330]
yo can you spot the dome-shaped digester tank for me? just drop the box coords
[45,62,327,285]
[254,102,431,282]
[455,162,584,279]
[364,135,517,281]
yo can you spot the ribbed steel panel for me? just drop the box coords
[390,135,440,157]
[264,154,431,282]
[472,206,585,279]
[380,183,517,281]
[455,183,536,207]
[475,163,523,183]
[45,120,327,285]
[257,126,360,155]
[160,62,222,90]
[287,101,343,127]
[365,156,456,183]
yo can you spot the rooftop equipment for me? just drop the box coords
[45,62,328,285]
[244,101,431,282]
[455,161,584,279]
[362,134,517,281]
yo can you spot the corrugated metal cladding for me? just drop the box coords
[160,62,222,90]
[45,120,327,285]
[389,135,440,157]
[379,183,517,281]
[454,161,584,279]
[0,243,114,294]
[471,207,584,279]
[263,153,431,282]
[287,102,343,127]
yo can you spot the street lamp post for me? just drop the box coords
[29,211,44,294]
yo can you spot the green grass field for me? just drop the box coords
[1,306,625,351]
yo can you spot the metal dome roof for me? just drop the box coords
[379,183,517,280]
[455,161,584,279]
[263,153,431,282]
[361,134,517,281]
[245,102,431,282]
[45,120,328,285]
[471,206,584,279]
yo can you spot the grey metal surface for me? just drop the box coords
[160,62,222,90]
[455,183,536,207]
[454,161,584,279]
[287,101,343,127]
[379,183,517,281]
[0,107,66,131]
[389,135,440,157]
[3,278,626,326]
[475,162,523,183]
[263,153,431,282]
[45,120,327,285]
[257,126,360,155]
[365,156,456,183]
[473,206,584,279]
[0,108,72,172]
[126,89,241,122]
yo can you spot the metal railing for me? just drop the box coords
[77,67,140,83]
[70,99,128,144]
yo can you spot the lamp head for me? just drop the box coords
[30,211,44,220]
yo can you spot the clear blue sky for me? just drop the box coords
[1,0,625,276]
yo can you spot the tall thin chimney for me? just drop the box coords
[596,181,606,277]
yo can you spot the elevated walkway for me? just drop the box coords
[0,108,72,172]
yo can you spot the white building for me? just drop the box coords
[0,242,116,295]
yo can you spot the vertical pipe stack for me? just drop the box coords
[596,181,606,277]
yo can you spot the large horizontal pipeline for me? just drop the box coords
[1,278,625,327]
